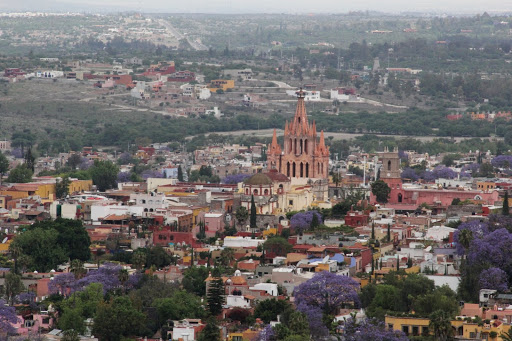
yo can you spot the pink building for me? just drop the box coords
[371,150,499,211]
[195,212,224,238]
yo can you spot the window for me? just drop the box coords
[412,326,419,336]
[402,326,408,335]
[289,200,293,206]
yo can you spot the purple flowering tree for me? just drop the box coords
[49,263,138,296]
[79,157,92,170]
[479,267,509,291]
[11,148,23,159]
[222,173,251,184]
[49,273,77,297]
[433,166,457,179]
[0,299,19,335]
[398,150,408,162]
[492,155,512,169]
[294,272,360,314]
[296,302,329,337]
[76,263,121,293]
[401,168,419,181]
[343,318,408,341]
[118,152,133,165]
[117,172,131,183]
[141,169,163,179]
[462,163,480,175]
[290,211,323,234]
[254,324,276,341]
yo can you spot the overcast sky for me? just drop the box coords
[2,0,512,14]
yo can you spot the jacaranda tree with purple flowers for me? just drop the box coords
[49,272,76,297]
[222,173,251,184]
[455,215,512,301]
[492,155,512,169]
[0,299,18,335]
[290,210,323,234]
[343,318,408,341]
[294,271,360,337]
[401,167,419,181]
[254,324,276,341]
[479,267,509,291]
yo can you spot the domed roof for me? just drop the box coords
[244,173,273,186]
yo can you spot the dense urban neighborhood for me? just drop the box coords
[3,7,512,341]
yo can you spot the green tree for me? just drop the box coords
[67,153,82,170]
[253,298,292,324]
[429,310,453,341]
[235,206,249,229]
[182,266,209,296]
[197,317,221,341]
[55,177,71,199]
[61,329,80,341]
[371,180,391,203]
[250,195,257,229]
[177,165,184,182]
[10,228,67,272]
[58,309,86,335]
[24,147,35,172]
[92,296,146,341]
[132,250,146,270]
[0,152,9,184]
[5,272,24,305]
[262,236,292,257]
[70,259,86,279]
[504,192,510,216]
[501,327,512,341]
[207,269,225,316]
[154,290,205,325]
[6,164,33,183]
[89,160,119,191]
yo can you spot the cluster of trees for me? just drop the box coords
[361,272,459,321]
[10,219,91,272]
[189,165,221,183]
[455,215,512,302]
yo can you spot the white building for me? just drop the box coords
[286,89,321,101]
[223,236,264,248]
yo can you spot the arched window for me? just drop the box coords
[300,162,304,177]
[264,189,269,195]
[253,189,258,195]
[398,193,403,203]
[289,139,292,153]
[245,188,249,195]
[387,160,392,171]
[306,163,309,178]
[292,162,296,177]
[300,139,303,154]
[304,139,308,154]
[294,139,297,154]
[286,162,290,177]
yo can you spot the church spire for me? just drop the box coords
[268,129,281,155]
[290,88,309,134]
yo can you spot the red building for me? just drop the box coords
[344,209,369,227]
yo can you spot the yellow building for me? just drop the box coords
[68,179,93,194]
[385,316,506,340]
[208,79,235,92]
[477,181,496,191]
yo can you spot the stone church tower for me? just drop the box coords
[267,89,330,180]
